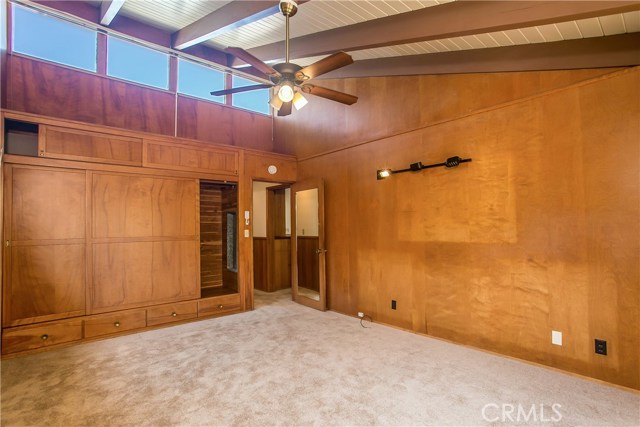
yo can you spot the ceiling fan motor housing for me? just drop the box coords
[279,0,298,17]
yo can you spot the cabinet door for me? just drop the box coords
[3,166,86,326]
[91,241,199,312]
[92,173,197,238]
[42,126,143,166]
[89,172,199,313]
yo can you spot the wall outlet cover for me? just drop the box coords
[552,330,562,346]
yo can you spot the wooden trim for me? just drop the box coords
[2,109,293,160]
[321,33,640,79]
[3,154,240,183]
[99,0,125,26]
[247,1,640,61]
[97,32,107,75]
[1,164,12,327]
[172,1,280,50]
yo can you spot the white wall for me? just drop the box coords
[252,182,291,237]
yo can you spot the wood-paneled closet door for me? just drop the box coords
[291,179,326,311]
[3,165,86,327]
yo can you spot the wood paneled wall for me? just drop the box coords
[281,68,640,390]
[275,68,621,159]
[177,97,273,151]
[6,55,274,150]
[7,56,175,135]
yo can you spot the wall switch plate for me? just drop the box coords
[595,339,607,355]
[552,330,562,346]
[244,229,250,238]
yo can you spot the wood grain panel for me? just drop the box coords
[275,68,621,158]
[177,96,273,151]
[10,166,86,241]
[43,125,142,166]
[92,173,197,238]
[296,237,319,292]
[244,153,297,181]
[144,139,238,175]
[272,238,291,292]
[91,240,199,312]
[252,237,267,292]
[1,319,83,354]
[292,68,639,389]
[5,244,85,326]
[8,55,175,135]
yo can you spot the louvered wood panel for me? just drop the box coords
[200,182,222,290]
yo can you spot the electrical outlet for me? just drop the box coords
[552,330,562,346]
[357,312,364,318]
[391,300,397,310]
[595,339,607,355]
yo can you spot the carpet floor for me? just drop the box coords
[1,289,638,427]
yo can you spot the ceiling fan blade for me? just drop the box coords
[301,85,358,105]
[226,47,279,77]
[210,84,272,97]
[295,52,354,81]
[277,101,292,117]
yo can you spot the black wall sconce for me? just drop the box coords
[377,156,472,180]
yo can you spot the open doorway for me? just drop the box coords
[252,181,291,300]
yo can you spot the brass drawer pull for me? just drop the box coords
[217,304,224,309]
[171,312,177,317]
[114,321,121,327]
[40,334,49,341]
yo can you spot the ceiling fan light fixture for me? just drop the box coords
[292,91,308,110]
[269,93,284,111]
[278,82,295,103]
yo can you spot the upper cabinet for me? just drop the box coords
[41,125,143,166]
[144,139,238,176]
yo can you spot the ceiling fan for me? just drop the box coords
[210,0,358,117]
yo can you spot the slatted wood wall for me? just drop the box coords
[200,182,222,290]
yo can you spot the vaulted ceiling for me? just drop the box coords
[93,0,640,77]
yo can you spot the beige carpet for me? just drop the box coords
[1,289,638,427]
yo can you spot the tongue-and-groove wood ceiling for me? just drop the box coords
[83,1,640,76]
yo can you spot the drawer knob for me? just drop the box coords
[114,321,121,327]
[217,304,224,309]
[40,334,49,340]
[171,312,177,317]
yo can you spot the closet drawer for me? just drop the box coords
[198,294,241,317]
[84,310,146,338]
[147,301,198,326]
[2,319,83,354]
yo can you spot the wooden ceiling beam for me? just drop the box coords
[172,1,282,50]
[99,0,125,26]
[317,33,640,78]
[246,1,640,62]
